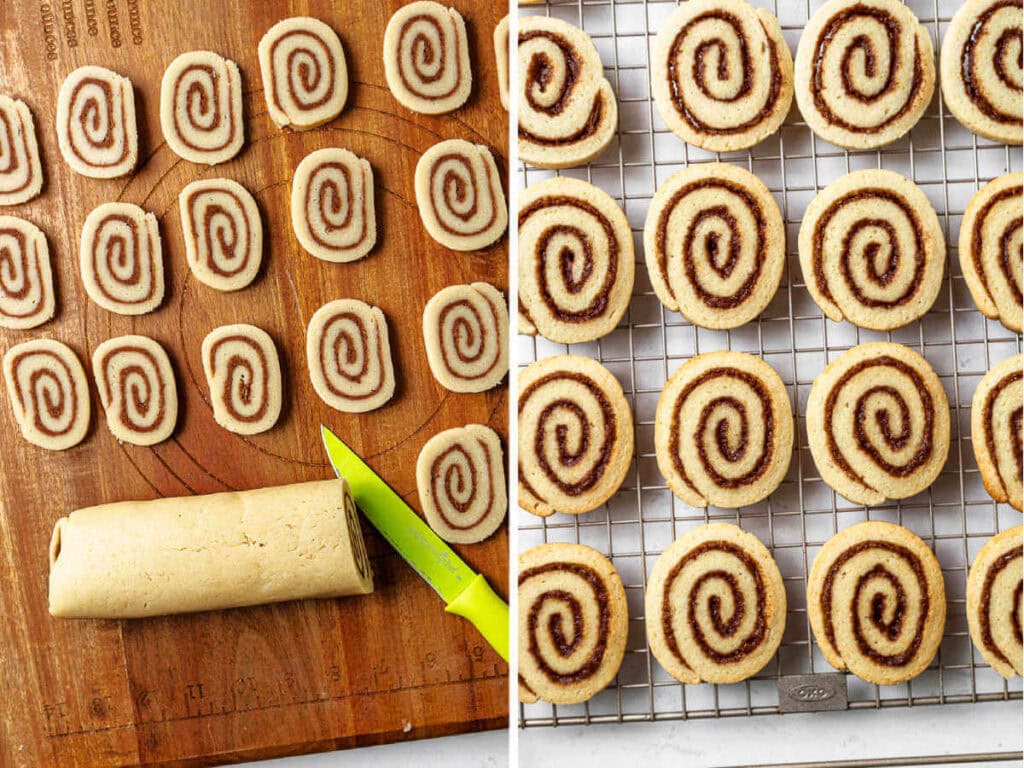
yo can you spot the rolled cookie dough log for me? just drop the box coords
[49,478,374,619]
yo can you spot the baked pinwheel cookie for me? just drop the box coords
[92,335,177,446]
[258,17,348,129]
[416,424,507,544]
[202,324,282,435]
[646,523,786,684]
[518,542,628,704]
[652,0,794,152]
[306,299,395,414]
[799,169,945,330]
[808,521,946,684]
[941,0,1023,145]
[0,96,42,204]
[495,16,510,111]
[519,177,634,343]
[971,354,1023,512]
[959,173,1023,333]
[179,178,262,292]
[160,50,244,165]
[79,202,164,316]
[414,139,507,251]
[56,66,137,179]
[383,1,471,115]
[423,282,508,393]
[518,355,634,517]
[518,16,618,169]
[644,163,784,330]
[0,216,54,330]
[807,343,950,506]
[3,339,90,451]
[794,0,935,149]
[966,526,1023,678]
[655,352,793,509]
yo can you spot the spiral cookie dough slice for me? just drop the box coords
[971,354,1023,512]
[56,66,137,179]
[807,343,950,507]
[307,299,394,414]
[655,352,793,509]
[0,216,54,330]
[967,526,1023,679]
[423,282,508,393]
[959,173,1023,333]
[160,51,244,165]
[80,202,164,316]
[202,324,282,436]
[652,0,794,153]
[808,521,946,684]
[414,139,507,251]
[383,2,471,115]
[518,543,628,704]
[416,424,507,544]
[3,339,89,451]
[519,355,634,517]
[799,169,945,331]
[646,523,786,684]
[292,147,376,263]
[644,163,784,330]
[179,179,262,292]
[92,335,177,446]
[258,17,348,129]
[0,96,42,205]
[518,17,618,169]
[495,16,510,111]
[794,0,935,150]
[519,177,634,343]
[941,0,1023,145]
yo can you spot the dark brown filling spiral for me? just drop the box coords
[305,161,370,251]
[0,107,33,194]
[68,77,130,168]
[398,13,461,100]
[0,227,43,321]
[430,438,497,530]
[88,214,156,305]
[429,153,500,237]
[436,297,501,381]
[269,30,337,113]
[319,311,385,400]
[984,369,1024,497]
[971,184,1024,307]
[184,187,253,278]
[963,0,1023,124]
[96,345,167,434]
[344,490,372,582]
[206,336,270,424]
[979,544,1023,668]
[172,64,236,152]
[10,349,79,438]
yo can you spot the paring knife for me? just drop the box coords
[321,425,509,662]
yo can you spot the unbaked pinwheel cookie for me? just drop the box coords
[306,299,395,414]
[56,66,137,179]
[423,282,508,393]
[959,173,1023,333]
[258,17,348,129]
[495,16,510,111]
[518,355,634,517]
[799,169,945,331]
[518,16,617,169]
[646,523,786,684]
[3,339,90,451]
[0,216,54,330]
[941,0,1023,145]
[966,526,1023,679]
[202,324,282,435]
[416,424,507,544]
[808,521,946,684]
[179,178,262,292]
[383,1,471,115]
[644,163,784,330]
[518,542,628,704]
[807,342,950,507]
[519,177,634,344]
[79,202,164,316]
[414,139,507,251]
[971,354,1023,512]
[92,335,177,446]
[794,0,935,149]
[0,96,43,204]
[655,351,793,509]
[160,50,244,165]
[292,147,376,262]
[651,0,794,152]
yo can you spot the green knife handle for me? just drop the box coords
[445,574,509,662]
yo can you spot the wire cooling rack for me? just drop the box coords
[516,0,1024,732]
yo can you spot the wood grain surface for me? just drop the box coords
[0,1,509,765]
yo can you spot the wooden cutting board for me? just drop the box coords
[0,1,509,765]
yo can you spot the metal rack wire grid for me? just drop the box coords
[516,0,1024,728]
